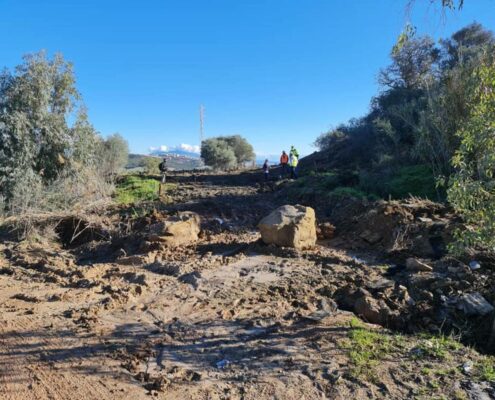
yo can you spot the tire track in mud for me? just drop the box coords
[0,293,148,400]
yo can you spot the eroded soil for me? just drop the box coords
[1,171,494,400]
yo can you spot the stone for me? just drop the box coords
[354,295,390,325]
[457,292,494,316]
[258,205,317,250]
[148,212,201,247]
[406,258,433,272]
[317,222,336,240]
[366,278,395,291]
[359,230,382,244]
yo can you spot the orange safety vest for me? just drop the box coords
[280,153,289,164]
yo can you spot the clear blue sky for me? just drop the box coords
[1,0,494,157]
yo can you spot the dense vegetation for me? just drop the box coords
[0,52,129,216]
[308,22,495,250]
[201,135,255,170]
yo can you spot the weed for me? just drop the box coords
[477,358,495,382]
[115,175,176,204]
[413,334,462,360]
[342,317,396,380]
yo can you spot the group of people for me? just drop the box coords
[262,146,299,182]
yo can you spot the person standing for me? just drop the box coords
[159,157,167,183]
[262,159,270,182]
[290,145,299,159]
[280,151,289,177]
[289,152,298,179]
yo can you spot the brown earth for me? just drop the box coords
[0,170,494,400]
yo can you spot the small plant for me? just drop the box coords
[414,334,462,360]
[477,358,495,382]
[342,317,396,380]
[115,175,175,204]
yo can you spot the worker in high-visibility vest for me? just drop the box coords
[280,151,289,177]
[289,152,298,179]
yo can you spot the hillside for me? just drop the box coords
[127,153,204,171]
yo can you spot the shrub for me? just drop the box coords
[141,156,161,175]
[386,165,438,199]
[448,59,495,252]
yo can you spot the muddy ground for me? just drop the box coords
[1,170,494,400]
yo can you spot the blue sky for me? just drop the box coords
[1,0,494,157]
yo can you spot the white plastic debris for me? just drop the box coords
[469,261,481,271]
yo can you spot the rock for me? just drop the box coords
[317,222,336,240]
[366,278,395,291]
[457,292,494,316]
[354,295,390,325]
[258,205,317,250]
[406,258,433,272]
[148,212,201,247]
[359,230,382,244]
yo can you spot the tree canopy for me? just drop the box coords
[201,135,254,170]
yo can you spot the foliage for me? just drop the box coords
[312,23,495,207]
[221,135,255,165]
[342,317,396,380]
[448,58,495,251]
[329,186,368,200]
[385,165,437,199]
[141,156,161,174]
[98,133,129,179]
[0,51,115,214]
[201,137,247,170]
[115,175,175,204]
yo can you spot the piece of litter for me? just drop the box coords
[469,261,481,271]
[462,361,474,374]
[216,359,230,369]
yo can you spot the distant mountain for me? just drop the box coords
[127,153,203,171]
[150,148,201,159]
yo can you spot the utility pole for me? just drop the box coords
[199,104,205,144]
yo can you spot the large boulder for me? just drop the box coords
[258,205,317,250]
[148,212,201,247]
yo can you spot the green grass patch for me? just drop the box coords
[414,334,462,361]
[115,175,176,204]
[478,358,495,382]
[342,317,397,380]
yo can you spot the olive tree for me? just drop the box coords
[201,135,254,169]
[0,51,112,214]
[200,138,237,170]
[98,133,129,179]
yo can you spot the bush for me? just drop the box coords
[448,59,495,252]
[386,165,437,199]
[98,133,129,179]
[329,187,369,200]
[141,157,161,175]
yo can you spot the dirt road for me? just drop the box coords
[1,172,494,399]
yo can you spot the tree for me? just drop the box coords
[98,133,129,179]
[0,52,115,215]
[0,52,87,202]
[200,138,237,170]
[221,135,255,165]
[142,156,161,174]
[448,58,495,251]
[200,135,254,169]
